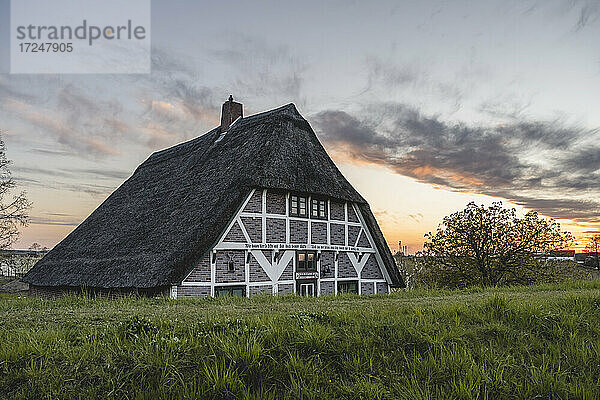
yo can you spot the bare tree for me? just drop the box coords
[420,202,574,288]
[585,234,600,269]
[0,133,31,249]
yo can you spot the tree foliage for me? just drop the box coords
[0,135,30,249]
[419,202,576,288]
[584,234,600,269]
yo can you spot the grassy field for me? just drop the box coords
[1,282,600,399]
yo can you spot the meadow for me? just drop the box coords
[1,281,600,399]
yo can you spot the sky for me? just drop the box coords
[1,0,599,253]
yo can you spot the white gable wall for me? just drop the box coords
[175,188,392,298]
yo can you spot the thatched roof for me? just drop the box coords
[24,104,405,289]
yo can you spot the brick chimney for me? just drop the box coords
[220,95,243,131]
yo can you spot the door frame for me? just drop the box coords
[296,279,317,296]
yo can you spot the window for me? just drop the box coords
[290,194,308,217]
[321,261,331,277]
[215,286,246,297]
[227,255,235,272]
[311,198,327,219]
[337,281,358,294]
[297,251,317,272]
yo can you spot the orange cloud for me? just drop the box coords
[4,99,120,156]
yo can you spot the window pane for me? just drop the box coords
[338,281,358,294]
[215,287,246,297]
[305,252,314,270]
[298,252,306,271]
[290,195,298,216]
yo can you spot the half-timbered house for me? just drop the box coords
[24,97,405,298]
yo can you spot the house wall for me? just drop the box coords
[179,188,391,298]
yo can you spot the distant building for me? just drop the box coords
[24,99,405,298]
[547,250,576,262]
[0,262,14,277]
[0,249,48,277]
[575,253,600,268]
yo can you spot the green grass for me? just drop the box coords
[2,281,600,399]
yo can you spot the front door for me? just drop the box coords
[297,280,316,296]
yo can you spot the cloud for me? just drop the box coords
[3,98,120,156]
[29,216,80,227]
[208,34,308,106]
[564,146,600,174]
[31,180,114,197]
[29,148,76,156]
[529,0,600,32]
[505,195,600,223]
[28,211,83,227]
[360,56,466,111]
[1,41,309,157]
[374,209,400,223]
[0,47,222,158]
[478,96,533,121]
[364,56,421,92]
[132,47,221,148]
[139,122,179,149]
[408,213,424,223]
[14,166,129,181]
[313,102,600,223]
[573,0,600,31]
[13,174,114,196]
[14,165,123,198]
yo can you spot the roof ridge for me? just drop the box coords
[244,103,298,120]
[142,103,300,167]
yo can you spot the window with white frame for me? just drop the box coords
[296,251,317,272]
[290,194,308,217]
[311,198,327,219]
